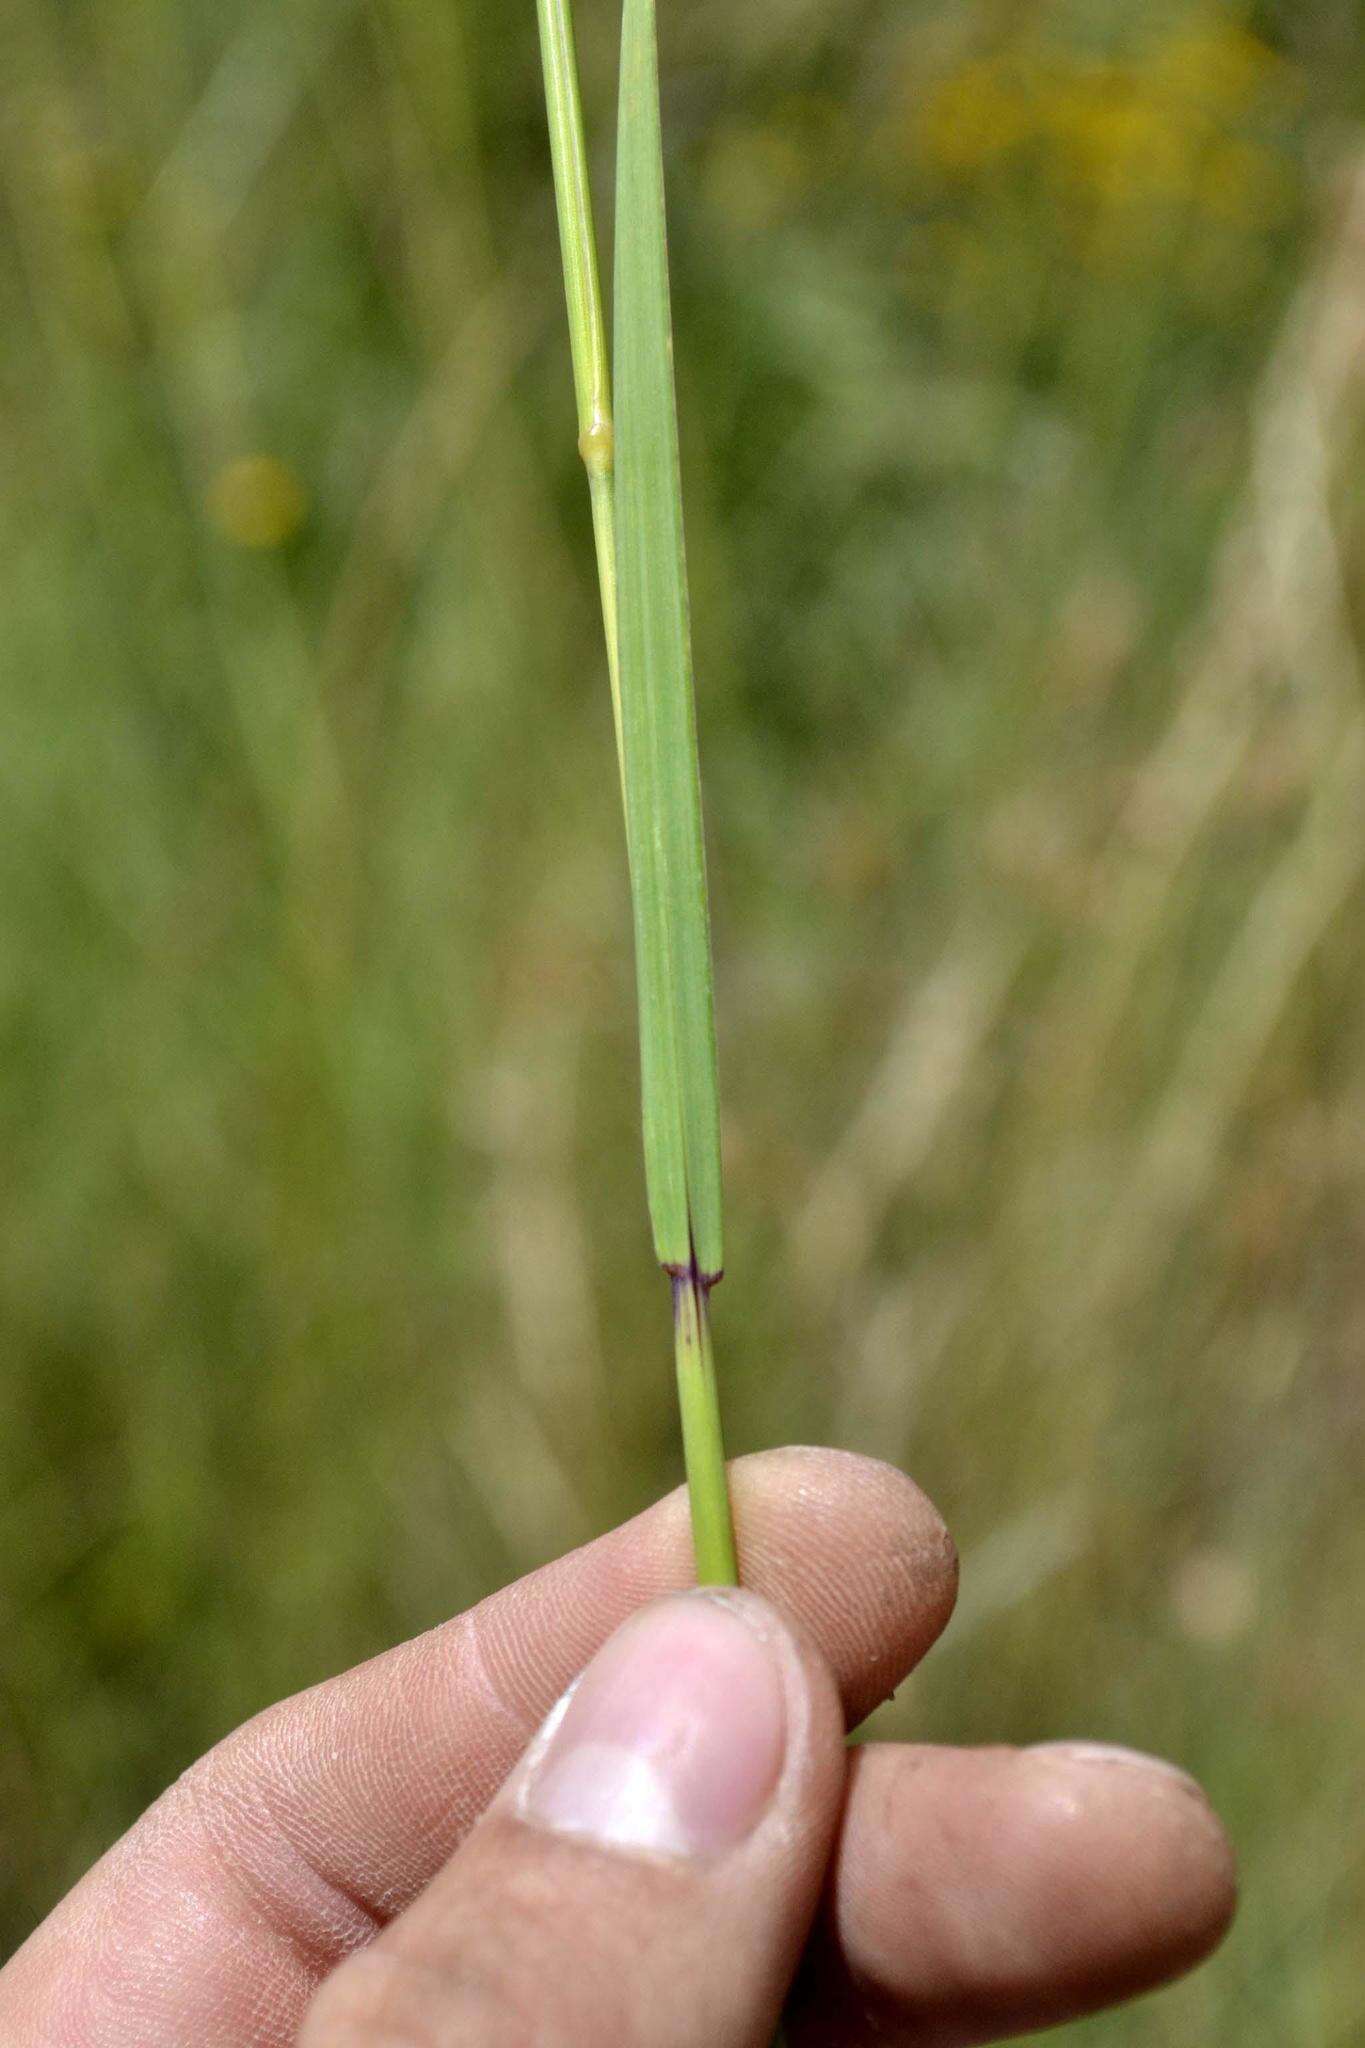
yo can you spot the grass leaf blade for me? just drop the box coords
[614,0,723,1282]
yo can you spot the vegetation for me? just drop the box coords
[2,2,1362,2037]
[538,0,736,1583]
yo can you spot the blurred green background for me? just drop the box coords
[2,0,1363,2035]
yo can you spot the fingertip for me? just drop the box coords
[733,1446,955,1573]
[796,1740,1236,2046]
[510,1592,793,1863]
[303,1588,852,2048]
[1018,1743,1238,1984]
[727,1448,959,1724]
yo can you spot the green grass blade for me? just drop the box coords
[614,0,723,1284]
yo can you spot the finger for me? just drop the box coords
[789,1740,1237,2047]
[300,1590,846,2048]
[0,1449,955,2047]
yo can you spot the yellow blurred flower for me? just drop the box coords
[907,8,1298,272]
[1055,84,1197,208]
[207,454,308,549]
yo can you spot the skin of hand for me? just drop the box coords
[0,1449,1235,2048]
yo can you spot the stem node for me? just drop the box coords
[578,413,615,474]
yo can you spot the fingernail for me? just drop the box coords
[1026,1741,1202,1792]
[517,1593,787,1861]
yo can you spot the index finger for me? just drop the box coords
[1,1447,956,2048]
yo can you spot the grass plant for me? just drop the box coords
[536,0,737,1584]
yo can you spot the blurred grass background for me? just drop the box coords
[2,0,1363,2035]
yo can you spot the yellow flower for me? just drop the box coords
[1052,79,1198,210]
[207,454,308,550]
[910,10,1296,230]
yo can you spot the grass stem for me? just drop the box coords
[672,1270,739,1585]
[534,0,623,771]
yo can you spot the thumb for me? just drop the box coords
[299,1588,847,2048]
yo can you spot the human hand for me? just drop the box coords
[0,1450,1234,2045]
